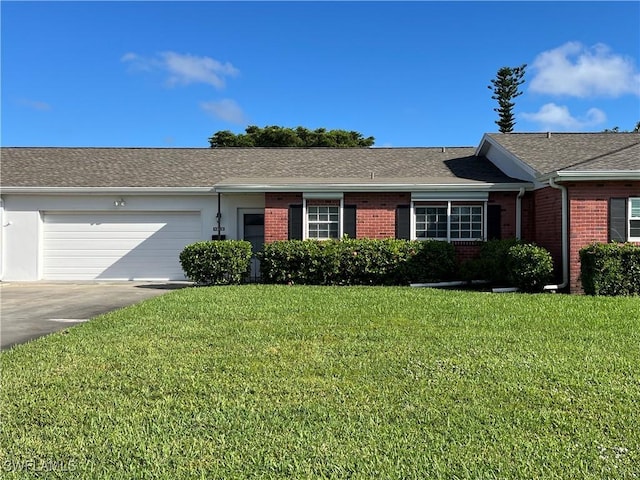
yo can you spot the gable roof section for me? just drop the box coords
[481,133,640,181]
[0,146,526,193]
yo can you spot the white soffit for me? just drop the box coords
[303,192,344,199]
[412,191,489,201]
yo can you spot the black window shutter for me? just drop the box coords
[395,205,411,240]
[288,204,303,240]
[487,205,502,240]
[343,204,357,238]
[609,198,627,242]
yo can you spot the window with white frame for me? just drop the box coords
[450,205,483,239]
[630,198,640,240]
[414,202,485,241]
[307,205,340,239]
[415,206,447,239]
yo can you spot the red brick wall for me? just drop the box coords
[264,191,523,269]
[450,192,519,263]
[520,194,536,242]
[264,193,302,242]
[522,182,640,293]
[254,186,640,293]
[568,181,640,293]
[488,191,519,239]
[529,186,563,283]
[344,192,410,238]
[452,242,482,263]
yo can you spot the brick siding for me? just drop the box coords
[264,193,302,242]
[522,182,640,294]
[527,187,563,284]
[488,191,519,239]
[567,181,640,293]
[344,192,411,238]
[264,191,521,269]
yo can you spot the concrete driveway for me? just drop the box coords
[0,282,190,351]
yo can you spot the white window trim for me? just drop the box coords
[412,200,486,242]
[629,197,640,242]
[303,198,343,240]
[414,204,448,241]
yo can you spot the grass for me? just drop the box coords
[1,285,639,479]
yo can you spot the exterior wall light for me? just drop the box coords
[114,198,126,207]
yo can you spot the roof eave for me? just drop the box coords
[539,171,640,182]
[0,187,217,195]
[214,182,532,193]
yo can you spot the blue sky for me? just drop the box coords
[2,1,639,148]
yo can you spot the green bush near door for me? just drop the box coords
[179,240,253,285]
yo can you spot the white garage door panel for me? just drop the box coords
[43,213,202,280]
[46,239,196,249]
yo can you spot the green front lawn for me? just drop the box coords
[1,286,638,479]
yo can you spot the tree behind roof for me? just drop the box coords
[209,125,375,148]
[488,65,527,133]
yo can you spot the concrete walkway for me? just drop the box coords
[0,281,189,351]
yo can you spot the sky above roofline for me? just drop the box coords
[2,1,639,148]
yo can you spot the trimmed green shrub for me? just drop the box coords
[334,238,403,285]
[179,240,253,285]
[507,243,554,293]
[461,238,521,285]
[579,242,640,296]
[256,240,337,285]
[258,238,457,285]
[404,240,457,284]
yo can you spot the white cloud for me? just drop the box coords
[200,99,248,124]
[17,98,52,111]
[521,102,607,130]
[120,52,140,63]
[121,51,239,89]
[529,42,640,97]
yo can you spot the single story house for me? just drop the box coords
[1,132,638,293]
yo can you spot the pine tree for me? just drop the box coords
[488,65,527,133]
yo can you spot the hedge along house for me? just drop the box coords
[1,132,638,292]
[479,132,640,293]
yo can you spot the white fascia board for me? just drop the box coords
[539,171,640,182]
[0,187,216,195]
[477,135,539,182]
[214,182,532,193]
[474,133,493,156]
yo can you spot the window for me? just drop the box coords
[290,194,353,240]
[450,206,483,239]
[414,203,485,241]
[307,205,339,239]
[630,198,640,240]
[415,206,447,239]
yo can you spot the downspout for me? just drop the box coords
[216,192,222,240]
[515,187,525,240]
[547,178,569,290]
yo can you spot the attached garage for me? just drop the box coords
[43,212,201,280]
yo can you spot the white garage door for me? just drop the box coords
[43,212,202,280]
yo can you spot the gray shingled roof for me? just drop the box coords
[1,147,521,189]
[487,132,640,176]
